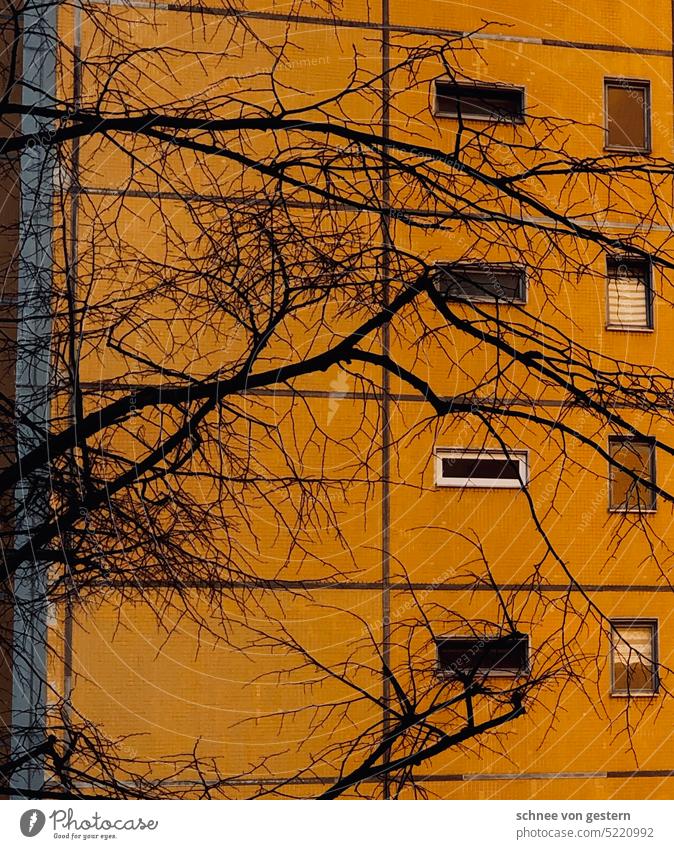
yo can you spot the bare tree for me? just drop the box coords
[1,0,673,798]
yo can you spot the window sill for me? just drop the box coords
[610,691,658,698]
[448,298,528,306]
[438,670,528,680]
[435,482,524,490]
[608,508,657,514]
[606,325,654,333]
[434,111,525,125]
[604,146,651,155]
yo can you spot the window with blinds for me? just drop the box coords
[606,256,652,329]
[608,436,656,511]
[611,621,657,695]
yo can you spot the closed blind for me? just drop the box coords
[613,625,653,664]
[607,276,648,327]
[613,624,655,692]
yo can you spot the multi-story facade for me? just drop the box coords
[8,0,674,799]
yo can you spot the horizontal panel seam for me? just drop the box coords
[88,1,673,57]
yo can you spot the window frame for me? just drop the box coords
[434,447,529,489]
[604,78,651,154]
[607,436,657,513]
[434,262,527,305]
[609,619,659,697]
[436,634,530,679]
[605,254,653,331]
[433,80,526,124]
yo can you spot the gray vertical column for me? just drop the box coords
[11,0,57,797]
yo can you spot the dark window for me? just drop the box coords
[606,256,652,329]
[435,81,524,122]
[442,456,519,481]
[436,263,526,303]
[610,621,657,695]
[605,79,650,152]
[437,634,529,677]
[435,449,528,489]
[608,436,656,511]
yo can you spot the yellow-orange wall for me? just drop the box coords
[48,0,674,798]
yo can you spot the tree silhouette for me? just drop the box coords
[0,0,672,798]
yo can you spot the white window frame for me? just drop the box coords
[434,448,529,489]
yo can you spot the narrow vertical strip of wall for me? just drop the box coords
[11,0,57,797]
[380,0,392,801]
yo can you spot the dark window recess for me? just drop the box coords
[607,256,650,279]
[436,264,525,302]
[435,82,524,122]
[442,456,520,481]
[605,79,650,151]
[437,635,529,676]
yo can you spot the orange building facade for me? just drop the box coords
[23,0,674,798]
